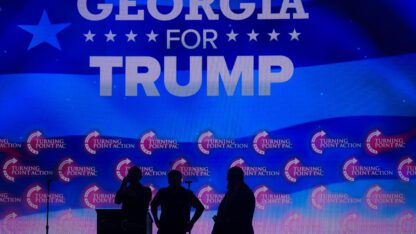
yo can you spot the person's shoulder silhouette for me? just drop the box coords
[115,166,151,233]
[151,170,204,234]
[212,167,255,234]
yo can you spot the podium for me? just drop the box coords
[96,209,153,234]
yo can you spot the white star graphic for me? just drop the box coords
[105,30,117,42]
[125,30,137,42]
[146,30,158,42]
[268,29,280,41]
[83,30,95,42]
[247,29,259,41]
[226,30,239,42]
[289,29,301,41]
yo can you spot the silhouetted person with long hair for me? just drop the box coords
[151,170,204,234]
[212,167,255,234]
[115,166,151,234]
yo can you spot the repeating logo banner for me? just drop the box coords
[58,157,97,182]
[115,157,167,181]
[284,158,324,182]
[254,185,292,210]
[171,157,210,177]
[26,131,66,155]
[139,131,179,155]
[398,157,416,182]
[82,185,115,209]
[365,185,405,210]
[365,130,414,155]
[310,185,361,210]
[342,157,394,182]
[25,184,65,210]
[253,131,292,155]
[2,157,53,182]
[230,158,279,176]
[197,185,224,210]
[311,130,361,154]
[198,131,248,155]
[84,131,135,155]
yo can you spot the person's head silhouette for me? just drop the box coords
[127,166,142,183]
[168,170,182,187]
[227,166,244,190]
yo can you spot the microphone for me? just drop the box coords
[184,180,192,190]
[47,177,53,183]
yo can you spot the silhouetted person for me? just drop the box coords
[115,166,152,234]
[212,167,255,234]
[151,170,204,234]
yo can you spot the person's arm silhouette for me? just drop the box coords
[114,176,129,204]
[150,190,162,228]
[240,189,255,231]
[187,192,205,232]
[144,187,152,208]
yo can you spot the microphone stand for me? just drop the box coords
[46,178,52,234]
